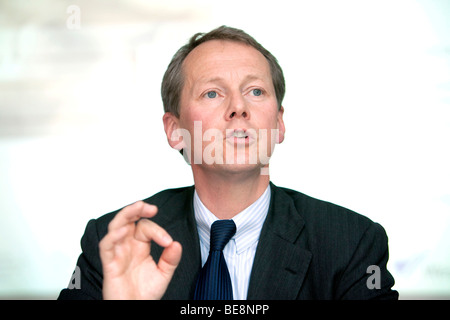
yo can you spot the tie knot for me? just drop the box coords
[210,220,236,251]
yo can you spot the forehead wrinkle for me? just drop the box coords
[181,40,273,96]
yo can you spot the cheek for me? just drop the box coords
[253,108,280,149]
[180,102,213,124]
[253,107,279,130]
[179,110,221,154]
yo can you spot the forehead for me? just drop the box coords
[182,40,271,83]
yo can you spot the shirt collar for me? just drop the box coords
[193,184,271,254]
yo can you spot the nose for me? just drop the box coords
[225,93,250,120]
[229,110,248,119]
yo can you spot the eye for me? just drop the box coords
[205,91,217,99]
[251,89,262,96]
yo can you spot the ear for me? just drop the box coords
[163,112,186,150]
[276,106,285,144]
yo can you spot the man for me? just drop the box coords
[58,26,398,300]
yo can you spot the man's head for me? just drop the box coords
[161,26,285,118]
[161,26,286,175]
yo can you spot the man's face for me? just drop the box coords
[165,40,285,175]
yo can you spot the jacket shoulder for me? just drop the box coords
[272,184,397,299]
[276,185,374,230]
[95,186,194,238]
[273,184,377,259]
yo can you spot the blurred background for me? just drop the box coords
[0,0,449,299]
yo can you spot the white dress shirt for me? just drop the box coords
[193,185,271,300]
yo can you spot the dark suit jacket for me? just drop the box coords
[58,182,398,300]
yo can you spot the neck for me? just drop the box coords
[192,165,270,219]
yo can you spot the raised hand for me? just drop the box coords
[99,201,182,299]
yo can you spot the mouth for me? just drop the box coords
[226,128,254,144]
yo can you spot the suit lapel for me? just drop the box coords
[148,183,312,300]
[247,183,312,300]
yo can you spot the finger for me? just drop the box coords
[108,201,158,232]
[157,241,182,279]
[99,225,129,262]
[134,218,173,248]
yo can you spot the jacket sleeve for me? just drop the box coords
[336,222,398,300]
[57,219,104,300]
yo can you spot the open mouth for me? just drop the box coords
[231,130,248,139]
[226,128,254,144]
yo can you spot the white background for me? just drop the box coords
[0,0,449,298]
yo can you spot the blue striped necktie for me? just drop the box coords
[194,219,236,300]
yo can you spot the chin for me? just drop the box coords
[215,162,267,176]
